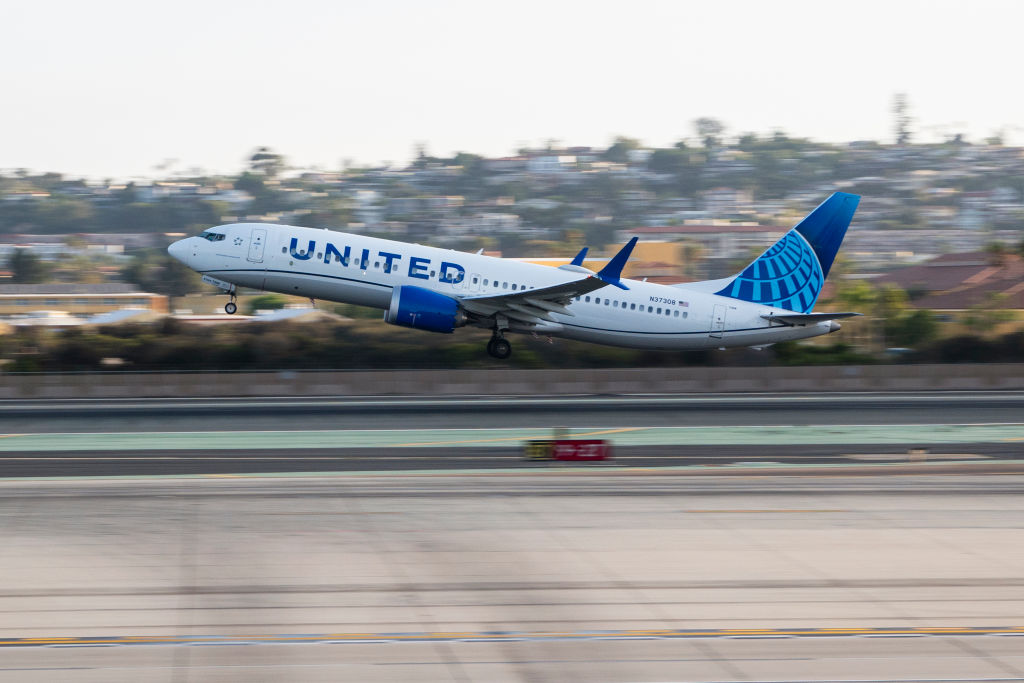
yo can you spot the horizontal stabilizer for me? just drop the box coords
[763,312,861,326]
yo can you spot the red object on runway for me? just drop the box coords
[550,439,611,461]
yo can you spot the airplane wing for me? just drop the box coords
[458,238,637,325]
[762,312,861,326]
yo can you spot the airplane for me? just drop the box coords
[167,192,861,359]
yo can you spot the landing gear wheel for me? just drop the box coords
[225,301,237,315]
[487,337,511,360]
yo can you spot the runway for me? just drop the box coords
[1,391,1021,477]
[1,471,1023,682]
[3,391,1024,680]
[3,391,1024,433]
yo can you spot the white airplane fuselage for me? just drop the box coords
[169,222,838,350]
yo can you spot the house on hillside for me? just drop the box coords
[871,251,1024,320]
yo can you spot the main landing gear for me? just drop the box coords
[486,333,512,360]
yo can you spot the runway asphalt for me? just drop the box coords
[1,391,1021,477]
[0,444,1022,478]
[4,391,1024,681]
[1,471,1022,682]
[3,391,1024,432]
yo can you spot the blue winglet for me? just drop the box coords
[570,246,589,267]
[596,237,637,290]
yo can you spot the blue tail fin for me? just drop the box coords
[713,192,859,313]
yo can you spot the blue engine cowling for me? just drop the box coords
[384,285,467,334]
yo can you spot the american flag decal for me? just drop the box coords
[679,301,689,307]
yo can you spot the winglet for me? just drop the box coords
[570,246,588,267]
[596,237,637,290]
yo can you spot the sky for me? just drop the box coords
[2,0,1022,180]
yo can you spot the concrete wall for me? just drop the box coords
[2,364,1024,398]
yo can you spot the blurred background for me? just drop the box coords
[1,0,1023,370]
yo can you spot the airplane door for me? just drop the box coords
[247,227,267,262]
[469,273,481,292]
[710,304,727,339]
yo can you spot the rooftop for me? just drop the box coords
[0,284,146,295]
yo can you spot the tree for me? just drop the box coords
[8,248,49,283]
[694,117,725,150]
[648,148,689,174]
[984,131,1005,146]
[886,309,938,347]
[234,172,265,195]
[122,250,201,300]
[249,147,284,177]
[246,293,288,315]
[603,136,641,163]
[892,93,912,145]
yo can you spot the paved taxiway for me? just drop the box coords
[4,391,1024,432]
[1,391,1021,477]
[1,471,1023,682]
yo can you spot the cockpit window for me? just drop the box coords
[199,231,226,242]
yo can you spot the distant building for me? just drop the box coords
[527,155,576,175]
[8,310,86,329]
[0,284,168,316]
[871,251,1024,311]
[702,188,754,217]
[615,224,781,261]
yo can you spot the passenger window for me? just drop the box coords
[281,247,286,253]
[605,299,610,306]
[630,303,636,310]
[374,262,380,269]
[585,296,591,302]
[648,306,653,313]
[430,270,436,277]
[472,277,479,284]
[511,284,517,291]
[673,310,679,317]
[502,282,508,289]
[317,252,323,259]
[683,311,688,318]
[483,279,489,286]
[657,308,662,314]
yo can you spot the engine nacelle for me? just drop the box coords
[384,285,467,334]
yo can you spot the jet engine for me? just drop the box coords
[384,285,467,334]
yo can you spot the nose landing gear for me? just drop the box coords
[224,291,238,315]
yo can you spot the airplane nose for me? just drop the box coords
[167,239,190,266]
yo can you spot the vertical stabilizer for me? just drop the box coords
[713,192,859,313]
